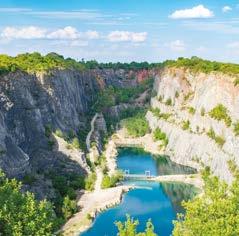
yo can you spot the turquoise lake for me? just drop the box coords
[81,148,197,236]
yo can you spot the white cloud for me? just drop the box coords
[169,5,214,19]
[47,26,79,39]
[166,40,186,52]
[107,31,147,42]
[222,6,232,13]
[85,30,100,39]
[0,26,100,41]
[1,26,47,39]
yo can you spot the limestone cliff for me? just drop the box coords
[147,67,239,182]
[0,67,152,185]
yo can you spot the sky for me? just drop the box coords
[0,0,239,63]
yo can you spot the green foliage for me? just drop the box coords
[200,107,205,116]
[54,129,64,138]
[175,91,179,98]
[123,112,150,137]
[234,78,239,86]
[85,173,97,191]
[153,128,169,147]
[182,120,190,130]
[183,92,193,102]
[188,107,195,115]
[62,196,77,220]
[0,170,56,235]
[44,124,52,138]
[101,171,123,189]
[207,128,225,147]
[164,56,239,76]
[0,52,86,74]
[150,108,171,121]
[22,174,36,185]
[116,215,157,236]
[233,121,239,136]
[165,98,172,106]
[94,79,153,111]
[71,137,81,149]
[209,104,232,127]
[173,167,239,236]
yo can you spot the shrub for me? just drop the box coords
[209,104,232,127]
[22,174,37,185]
[207,128,225,147]
[150,108,171,121]
[153,128,169,147]
[54,129,64,138]
[175,91,179,98]
[200,107,205,116]
[188,107,196,115]
[158,95,163,102]
[85,173,97,191]
[233,121,239,136]
[101,171,123,189]
[62,196,77,220]
[71,137,81,149]
[123,112,149,137]
[234,78,239,86]
[165,98,172,106]
[182,120,190,130]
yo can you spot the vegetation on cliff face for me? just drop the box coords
[164,56,239,76]
[94,79,153,111]
[209,104,232,127]
[123,111,150,137]
[0,171,57,236]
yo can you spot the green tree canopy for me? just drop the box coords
[0,171,57,236]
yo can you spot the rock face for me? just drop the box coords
[0,68,152,180]
[147,67,239,183]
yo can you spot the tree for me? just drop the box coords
[0,171,56,236]
[116,215,157,236]
[62,196,77,220]
[173,167,239,236]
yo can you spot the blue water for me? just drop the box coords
[81,148,197,236]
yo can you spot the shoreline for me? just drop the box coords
[62,185,133,236]
[62,128,203,236]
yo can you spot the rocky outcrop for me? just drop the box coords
[0,67,152,183]
[147,67,239,183]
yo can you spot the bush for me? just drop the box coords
[165,98,172,106]
[200,107,205,116]
[234,78,239,86]
[85,173,97,191]
[209,104,232,127]
[207,128,225,147]
[234,121,239,136]
[101,171,123,189]
[71,137,81,149]
[62,196,77,220]
[150,108,171,121]
[54,129,64,138]
[123,112,149,137]
[153,128,169,148]
[175,91,179,98]
[22,174,37,185]
[182,120,190,130]
[188,107,196,115]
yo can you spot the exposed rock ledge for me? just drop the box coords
[61,185,132,236]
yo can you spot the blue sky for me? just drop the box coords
[0,0,239,62]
